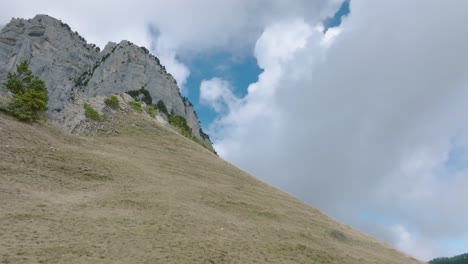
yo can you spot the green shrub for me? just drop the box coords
[4,61,48,121]
[156,100,169,116]
[146,106,156,117]
[167,115,216,154]
[83,103,102,121]
[126,87,152,105]
[168,115,192,137]
[104,95,119,109]
[130,101,142,112]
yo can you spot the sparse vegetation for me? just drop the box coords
[4,61,48,121]
[74,65,96,87]
[154,100,215,153]
[126,87,152,105]
[156,99,168,116]
[168,115,192,138]
[146,105,156,117]
[119,96,214,153]
[83,103,102,121]
[60,22,71,31]
[104,96,119,110]
[101,53,111,62]
[140,46,149,54]
[199,127,211,141]
[167,114,215,153]
[129,101,142,112]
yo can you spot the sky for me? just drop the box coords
[2,0,468,261]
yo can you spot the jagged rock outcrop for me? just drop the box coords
[0,15,100,112]
[0,14,211,145]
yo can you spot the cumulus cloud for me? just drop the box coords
[390,225,436,261]
[206,0,468,260]
[204,18,319,157]
[200,78,241,113]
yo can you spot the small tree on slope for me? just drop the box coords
[4,61,48,121]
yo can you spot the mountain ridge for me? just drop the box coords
[0,14,211,146]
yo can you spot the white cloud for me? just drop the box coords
[200,78,240,113]
[206,0,468,260]
[320,27,341,47]
[254,18,315,69]
[208,18,323,157]
[390,225,437,261]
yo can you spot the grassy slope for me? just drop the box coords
[0,112,422,264]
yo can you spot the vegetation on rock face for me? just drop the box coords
[83,103,102,121]
[129,101,142,112]
[430,253,468,264]
[104,95,120,110]
[152,100,215,153]
[155,99,169,116]
[126,95,215,153]
[4,61,48,121]
[167,114,216,153]
[168,115,192,138]
[199,128,211,142]
[126,87,152,105]
[146,105,156,117]
[192,134,217,155]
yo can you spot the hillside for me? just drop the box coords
[0,110,422,264]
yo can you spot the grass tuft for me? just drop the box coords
[84,103,102,122]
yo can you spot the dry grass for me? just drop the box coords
[0,112,423,264]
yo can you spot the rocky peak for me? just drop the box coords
[0,14,212,147]
[0,14,100,112]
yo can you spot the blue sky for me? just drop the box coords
[324,0,350,32]
[183,52,262,128]
[183,0,350,131]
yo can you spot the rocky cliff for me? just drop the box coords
[0,14,211,145]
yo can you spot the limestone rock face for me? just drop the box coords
[82,40,186,124]
[0,14,211,145]
[0,15,100,112]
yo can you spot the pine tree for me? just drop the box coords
[4,61,48,121]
